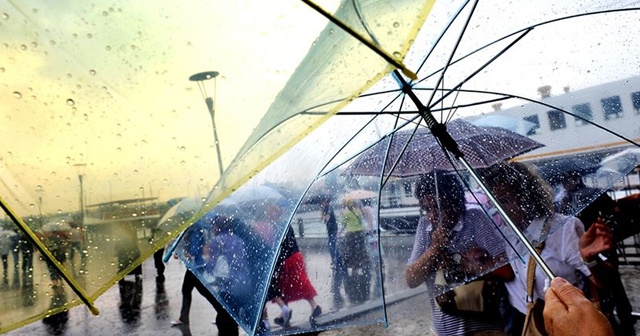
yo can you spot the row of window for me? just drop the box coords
[524,90,640,135]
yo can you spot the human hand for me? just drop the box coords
[543,277,614,336]
[579,220,612,261]
[460,247,492,275]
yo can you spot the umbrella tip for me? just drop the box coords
[400,66,417,81]
[88,305,100,316]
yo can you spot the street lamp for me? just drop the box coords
[189,71,224,176]
[73,163,87,225]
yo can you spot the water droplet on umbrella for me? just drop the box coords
[66,98,75,106]
[89,69,96,75]
[20,44,27,50]
[105,45,111,51]
[393,22,400,28]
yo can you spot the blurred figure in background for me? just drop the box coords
[557,169,635,335]
[319,196,345,310]
[340,197,371,305]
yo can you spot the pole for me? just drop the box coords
[78,174,85,226]
[206,96,224,177]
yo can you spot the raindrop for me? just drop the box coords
[66,98,75,106]
[105,45,111,51]
[116,147,122,152]
[29,203,35,208]
[393,51,402,58]
[102,11,109,16]
[20,44,27,51]
[86,33,93,39]
[49,40,56,46]
[2,12,9,20]
[31,41,37,48]
[66,73,73,78]
[12,91,22,99]
[393,22,400,28]
[133,169,139,174]
[0,67,4,72]
[179,146,186,151]
[89,69,96,75]
[36,185,43,191]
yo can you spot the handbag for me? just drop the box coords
[522,243,548,336]
[433,267,503,317]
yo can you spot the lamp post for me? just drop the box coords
[73,163,87,225]
[189,71,224,176]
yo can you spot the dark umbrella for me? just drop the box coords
[347,119,543,177]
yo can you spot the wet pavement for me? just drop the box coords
[5,242,640,336]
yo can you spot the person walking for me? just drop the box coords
[170,213,238,336]
[319,196,345,310]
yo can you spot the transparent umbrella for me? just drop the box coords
[193,1,640,334]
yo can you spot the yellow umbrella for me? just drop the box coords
[0,0,434,332]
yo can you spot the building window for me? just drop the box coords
[601,95,623,120]
[572,103,593,126]
[547,110,566,130]
[403,181,412,197]
[631,91,640,114]
[524,115,540,135]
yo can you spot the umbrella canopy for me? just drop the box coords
[4,1,640,335]
[194,2,640,334]
[0,0,433,332]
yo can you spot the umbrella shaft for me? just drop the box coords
[460,158,555,280]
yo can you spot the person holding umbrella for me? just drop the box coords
[405,171,512,336]
[557,168,635,335]
[482,162,614,336]
[170,210,239,336]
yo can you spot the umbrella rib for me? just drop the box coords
[0,196,99,315]
[300,0,417,80]
[413,7,640,89]
[426,30,531,113]
[453,88,640,148]
[422,0,480,113]
[414,0,471,77]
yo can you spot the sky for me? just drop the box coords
[2,0,640,216]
